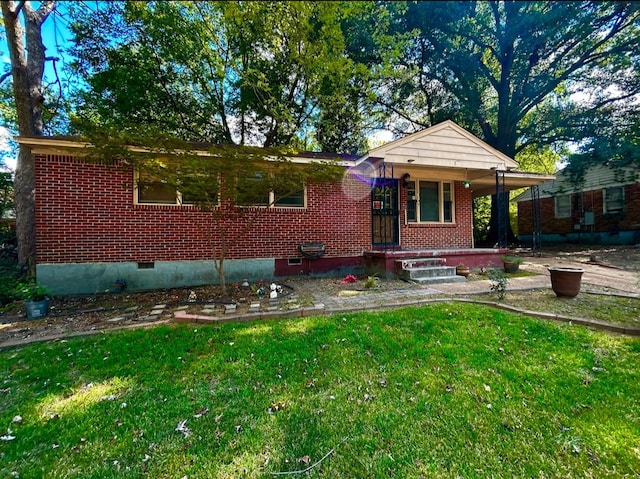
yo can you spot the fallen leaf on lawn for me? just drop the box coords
[175,419,191,438]
[269,401,288,413]
[194,407,209,419]
[12,415,22,424]
[298,455,311,465]
[483,384,491,392]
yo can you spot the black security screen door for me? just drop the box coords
[371,178,400,247]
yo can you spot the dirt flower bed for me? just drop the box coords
[0,276,422,345]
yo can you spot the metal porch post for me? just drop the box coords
[495,170,508,248]
[531,185,542,256]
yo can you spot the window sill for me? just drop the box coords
[134,203,210,210]
[236,205,306,211]
[407,222,457,227]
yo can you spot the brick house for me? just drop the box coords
[18,120,553,294]
[515,164,640,245]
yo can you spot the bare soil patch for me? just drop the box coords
[536,243,640,271]
[0,276,419,345]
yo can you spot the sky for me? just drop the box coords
[1,2,75,171]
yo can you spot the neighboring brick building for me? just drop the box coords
[18,121,552,294]
[516,164,640,245]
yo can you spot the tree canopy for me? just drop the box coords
[370,1,640,160]
[69,1,372,152]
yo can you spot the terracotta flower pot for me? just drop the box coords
[548,267,584,298]
[503,261,520,274]
[456,266,470,277]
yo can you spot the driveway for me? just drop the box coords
[522,248,639,295]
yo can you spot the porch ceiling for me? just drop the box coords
[386,164,555,198]
[466,170,556,198]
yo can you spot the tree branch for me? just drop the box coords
[13,1,26,18]
[269,437,349,476]
[34,1,56,24]
[0,71,13,84]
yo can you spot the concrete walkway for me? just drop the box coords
[311,256,639,314]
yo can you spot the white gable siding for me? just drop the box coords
[515,164,639,202]
[364,120,518,170]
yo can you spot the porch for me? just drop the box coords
[364,247,509,280]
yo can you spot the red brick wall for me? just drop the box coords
[517,183,640,235]
[35,155,476,266]
[399,182,474,248]
[35,155,372,264]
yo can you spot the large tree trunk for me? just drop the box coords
[1,1,55,273]
[485,192,517,247]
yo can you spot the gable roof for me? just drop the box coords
[358,120,519,171]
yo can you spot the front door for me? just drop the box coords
[371,178,400,247]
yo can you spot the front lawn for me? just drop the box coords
[477,290,640,327]
[1,304,639,478]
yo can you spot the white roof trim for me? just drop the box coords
[357,120,519,170]
[15,137,354,167]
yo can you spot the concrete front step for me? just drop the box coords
[398,266,458,280]
[396,257,467,285]
[410,274,468,285]
[396,258,446,270]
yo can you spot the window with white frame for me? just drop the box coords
[136,168,305,208]
[235,173,305,208]
[406,180,454,223]
[604,186,624,214]
[136,171,186,205]
[554,194,571,218]
[135,170,218,206]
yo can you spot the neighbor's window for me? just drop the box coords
[555,194,571,218]
[179,175,219,206]
[406,180,454,223]
[604,187,624,214]
[235,173,271,206]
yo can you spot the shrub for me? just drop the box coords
[14,281,50,301]
[363,275,380,289]
[501,256,523,264]
[488,269,509,299]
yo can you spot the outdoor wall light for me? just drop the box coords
[402,172,411,187]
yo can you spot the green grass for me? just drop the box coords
[1,304,639,478]
[480,290,640,327]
